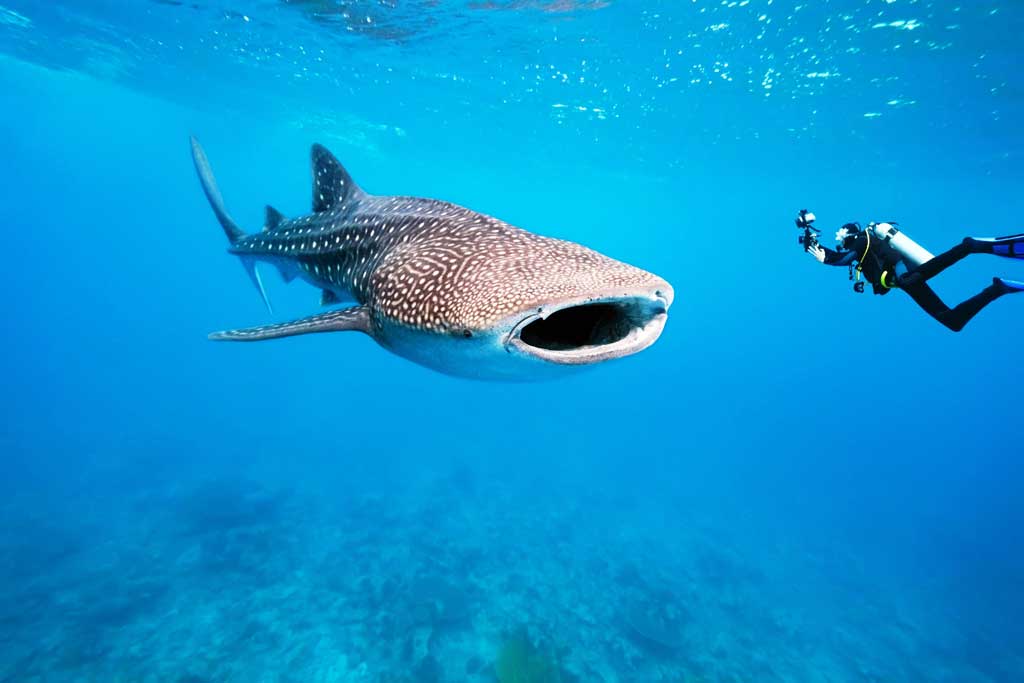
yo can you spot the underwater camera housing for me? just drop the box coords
[796,209,820,249]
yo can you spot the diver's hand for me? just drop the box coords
[806,242,826,263]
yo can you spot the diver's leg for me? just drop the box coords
[901,280,1010,332]
[899,232,1024,287]
[901,281,956,329]
[901,239,978,284]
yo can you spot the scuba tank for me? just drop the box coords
[867,222,934,269]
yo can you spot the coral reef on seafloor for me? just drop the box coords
[0,455,1018,683]
[495,633,563,683]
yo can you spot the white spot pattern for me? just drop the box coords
[228,146,666,334]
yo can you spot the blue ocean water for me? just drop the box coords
[1,1,1023,681]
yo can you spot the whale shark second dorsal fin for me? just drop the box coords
[311,144,365,213]
[264,205,285,232]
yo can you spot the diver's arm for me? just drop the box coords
[823,247,856,266]
[808,243,856,266]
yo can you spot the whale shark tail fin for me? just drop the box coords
[190,136,244,243]
[190,136,272,313]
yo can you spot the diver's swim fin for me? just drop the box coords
[994,277,1024,294]
[970,234,1024,258]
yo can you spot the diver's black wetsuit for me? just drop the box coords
[820,233,1019,332]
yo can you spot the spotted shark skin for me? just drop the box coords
[192,137,673,380]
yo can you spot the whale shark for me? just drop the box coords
[191,137,673,380]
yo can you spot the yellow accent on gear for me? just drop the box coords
[854,228,871,281]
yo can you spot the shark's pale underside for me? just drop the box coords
[191,138,673,380]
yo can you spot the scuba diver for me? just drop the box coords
[796,210,1024,331]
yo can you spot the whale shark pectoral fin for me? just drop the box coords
[311,144,366,213]
[208,305,371,342]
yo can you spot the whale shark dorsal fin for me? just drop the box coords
[311,144,365,213]
[264,205,285,232]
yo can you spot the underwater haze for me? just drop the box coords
[2,1,1023,681]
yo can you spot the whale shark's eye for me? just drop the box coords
[462,329,473,338]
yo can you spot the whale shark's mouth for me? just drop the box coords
[506,292,670,365]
